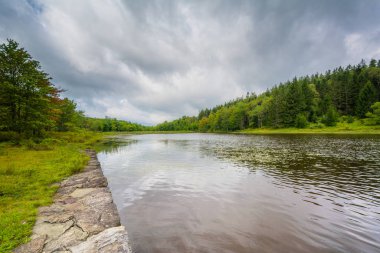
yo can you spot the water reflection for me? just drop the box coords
[98,134,380,253]
[98,137,138,154]
[199,135,380,214]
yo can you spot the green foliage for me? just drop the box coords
[55,98,84,131]
[295,114,308,128]
[310,122,325,129]
[347,115,355,123]
[0,132,21,142]
[155,116,198,131]
[365,102,380,125]
[83,117,147,132]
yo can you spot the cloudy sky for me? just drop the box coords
[1,0,380,125]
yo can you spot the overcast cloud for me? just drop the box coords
[1,0,380,125]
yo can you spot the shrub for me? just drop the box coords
[347,115,355,123]
[295,114,308,128]
[21,139,37,150]
[0,132,21,142]
[364,102,380,125]
[310,122,325,129]
[21,139,53,151]
[322,106,339,126]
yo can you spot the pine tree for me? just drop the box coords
[283,81,305,126]
[369,59,377,67]
[356,81,377,118]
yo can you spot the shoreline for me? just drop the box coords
[14,150,131,253]
[110,129,380,136]
[234,128,380,135]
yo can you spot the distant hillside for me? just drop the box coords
[156,59,380,131]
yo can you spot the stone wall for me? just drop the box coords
[14,150,132,253]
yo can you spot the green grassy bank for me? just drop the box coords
[236,121,380,135]
[0,131,106,252]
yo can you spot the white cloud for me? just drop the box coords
[344,32,380,61]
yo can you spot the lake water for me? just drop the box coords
[98,133,380,253]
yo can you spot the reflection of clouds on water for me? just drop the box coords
[118,154,245,207]
[122,171,167,207]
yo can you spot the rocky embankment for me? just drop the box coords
[14,150,131,253]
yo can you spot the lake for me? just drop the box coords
[98,133,380,253]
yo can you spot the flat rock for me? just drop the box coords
[33,219,74,241]
[70,226,131,253]
[44,226,88,252]
[14,235,47,253]
[70,188,98,198]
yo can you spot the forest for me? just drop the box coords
[0,39,145,140]
[156,59,380,131]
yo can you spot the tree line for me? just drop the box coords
[0,39,145,137]
[156,59,380,131]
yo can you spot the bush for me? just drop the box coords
[364,102,380,125]
[40,138,65,146]
[0,132,21,142]
[21,139,53,151]
[341,115,355,123]
[347,115,355,123]
[310,122,325,129]
[323,106,339,126]
[295,114,308,128]
[21,139,37,150]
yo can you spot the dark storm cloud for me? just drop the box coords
[1,0,380,124]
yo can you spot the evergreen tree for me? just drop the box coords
[356,81,377,118]
[283,81,305,126]
[369,59,377,67]
[302,83,319,122]
[367,66,380,100]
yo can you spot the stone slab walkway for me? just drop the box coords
[14,150,132,253]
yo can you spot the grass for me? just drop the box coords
[236,121,380,135]
[0,130,106,252]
